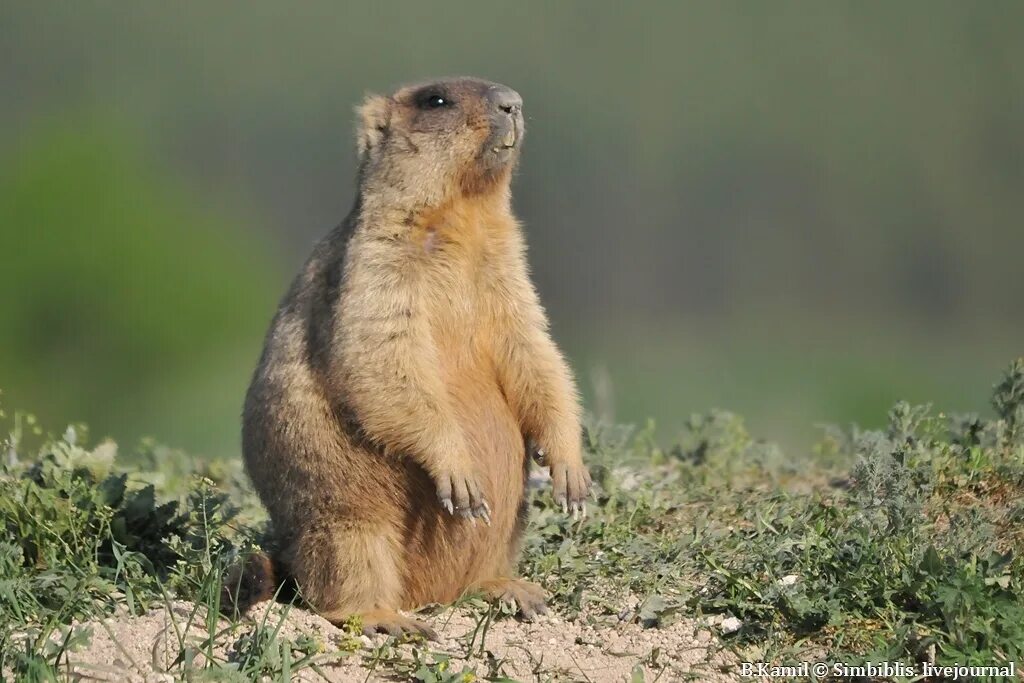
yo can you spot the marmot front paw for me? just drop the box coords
[433,462,491,525]
[535,448,591,518]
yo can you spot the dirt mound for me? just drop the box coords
[47,600,737,682]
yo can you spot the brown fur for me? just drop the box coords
[238,77,590,636]
[221,552,284,617]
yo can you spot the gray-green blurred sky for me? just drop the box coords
[1,2,1021,455]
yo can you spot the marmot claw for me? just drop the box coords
[550,460,592,517]
[435,468,491,525]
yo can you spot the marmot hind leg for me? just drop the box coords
[284,519,435,639]
[349,609,437,639]
[464,493,547,620]
[470,577,548,620]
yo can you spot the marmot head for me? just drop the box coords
[356,77,524,204]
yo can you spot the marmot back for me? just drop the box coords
[238,77,591,637]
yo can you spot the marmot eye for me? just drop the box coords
[420,93,452,109]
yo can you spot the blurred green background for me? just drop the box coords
[1,2,1021,457]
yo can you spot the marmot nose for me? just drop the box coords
[489,86,522,115]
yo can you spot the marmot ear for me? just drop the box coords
[356,94,391,159]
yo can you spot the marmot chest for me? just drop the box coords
[424,260,499,403]
[422,253,523,474]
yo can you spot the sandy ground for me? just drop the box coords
[38,600,738,682]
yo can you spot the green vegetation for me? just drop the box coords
[2,360,1023,680]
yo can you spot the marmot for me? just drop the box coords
[237,77,591,637]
